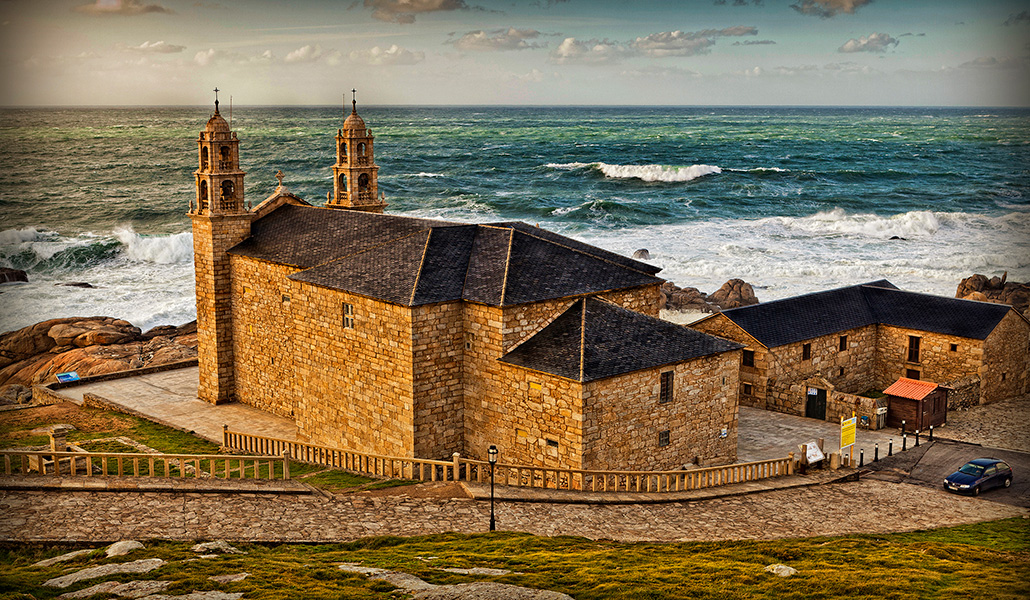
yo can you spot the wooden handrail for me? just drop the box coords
[222,429,794,493]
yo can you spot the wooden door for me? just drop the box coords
[806,387,827,421]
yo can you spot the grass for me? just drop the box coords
[0,518,1027,599]
[859,389,886,399]
[0,404,405,492]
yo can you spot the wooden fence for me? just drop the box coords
[223,428,793,493]
[0,449,291,480]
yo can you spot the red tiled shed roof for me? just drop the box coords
[883,377,939,401]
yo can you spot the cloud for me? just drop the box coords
[733,39,776,45]
[838,32,898,53]
[549,37,630,65]
[75,0,172,16]
[619,65,701,79]
[741,64,819,76]
[790,0,870,18]
[631,27,757,57]
[897,32,926,37]
[125,40,185,53]
[1004,11,1030,26]
[824,61,873,73]
[959,56,1025,70]
[193,48,249,66]
[450,28,542,52]
[285,44,325,63]
[362,0,469,24]
[349,44,425,65]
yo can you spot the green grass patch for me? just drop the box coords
[0,518,1027,599]
[858,389,886,399]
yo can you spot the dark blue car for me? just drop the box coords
[943,458,1013,496]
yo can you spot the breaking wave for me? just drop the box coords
[547,162,722,183]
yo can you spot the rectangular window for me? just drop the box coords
[838,367,845,377]
[743,383,753,396]
[907,335,920,363]
[742,349,755,368]
[839,335,848,352]
[342,303,355,329]
[282,294,290,303]
[802,343,812,361]
[659,371,674,404]
[546,439,559,448]
[906,369,920,380]
[658,430,670,447]
[950,343,958,352]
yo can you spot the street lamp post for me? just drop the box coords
[488,445,498,532]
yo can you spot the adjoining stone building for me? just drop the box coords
[691,280,1030,428]
[189,97,742,470]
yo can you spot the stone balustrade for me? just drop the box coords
[0,450,290,480]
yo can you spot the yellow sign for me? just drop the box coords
[840,416,857,449]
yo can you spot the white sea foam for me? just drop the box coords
[114,228,194,264]
[0,227,49,246]
[546,162,722,182]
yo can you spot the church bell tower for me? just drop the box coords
[189,89,251,405]
[326,90,386,213]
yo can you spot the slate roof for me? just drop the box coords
[718,280,1014,348]
[500,297,742,382]
[231,204,661,307]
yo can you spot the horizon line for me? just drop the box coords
[3,103,1030,110]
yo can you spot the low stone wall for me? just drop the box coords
[945,375,981,409]
[827,391,884,430]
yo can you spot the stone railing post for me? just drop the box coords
[452,452,461,481]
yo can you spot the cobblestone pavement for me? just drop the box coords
[1,479,1024,544]
[937,394,1030,452]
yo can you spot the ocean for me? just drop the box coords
[1,106,1028,333]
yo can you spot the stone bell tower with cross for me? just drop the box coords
[326,90,385,213]
[189,88,251,405]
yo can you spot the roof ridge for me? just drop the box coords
[724,279,895,314]
[409,228,434,306]
[499,228,514,306]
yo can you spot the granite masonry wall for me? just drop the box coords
[411,302,465,459]
[583,351,740,471]
[980,311,1030,404]
[191,213,252,405]
[874,326,984,390]
[229,257,300,419]
[290,284,416,456]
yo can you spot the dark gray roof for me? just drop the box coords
[233,204,661,307]
[719,280,1014,347]
[500,298,742,382]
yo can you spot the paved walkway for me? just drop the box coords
[54,367,298,444]
[0,478,1023,544]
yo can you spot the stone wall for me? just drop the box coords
[944,374,980,410]
[583,352,739,471]
[980,310,1030,404]
[291,284,416,456]
[874,325,984,391]
[191,213,252,405]
[826,390,883,430]
[411,302,465,459]
[229,257,300,419]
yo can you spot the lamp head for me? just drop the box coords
[488,445,498,464]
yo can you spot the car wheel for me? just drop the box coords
[973,486,980,496]
[1004,477,1012,488]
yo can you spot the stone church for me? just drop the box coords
[190,96,743,470]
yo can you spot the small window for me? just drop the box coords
[906,369,920,380]
[465,332,475,350]
[546,439,559,448]
[907,335,920,363]
[743,383,753,396]
[802,343,811,361]
[282,294,290,303]
[343,302,355,329]
[1002,372,1007,382]
[658,430,670,447]
[742,349,755,368]
[838,367,845,377]
[659,371,674,404]
[839,335,848,352]
[950,343,958,352]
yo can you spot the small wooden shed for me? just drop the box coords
[884,377,948,431]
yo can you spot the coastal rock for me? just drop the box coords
[0,383,33,405]
[56,282,95,288]
[632,249,651,260]
[764,564,798,577]
[106,540,144,557]
[956,273,1030,313]
[0,318,197,389]
[43,558,165,588]
[661,279,760,313]
[0,268,28,283]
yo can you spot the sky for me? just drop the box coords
[1,0,1028,106]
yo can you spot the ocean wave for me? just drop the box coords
[0,227,51,246]
[114,228,194,264]
[546,162,722,183]
[766,208,942,238]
